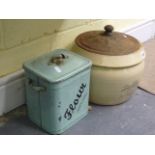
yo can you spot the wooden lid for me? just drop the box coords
[75,25,141,56]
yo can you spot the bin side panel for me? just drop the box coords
[39,68,91,134]
[25,72,41,127]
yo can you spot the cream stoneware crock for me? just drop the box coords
[72,25,145,105]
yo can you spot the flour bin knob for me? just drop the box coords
[50,53,68,65]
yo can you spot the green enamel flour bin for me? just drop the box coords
[23,49,92,134]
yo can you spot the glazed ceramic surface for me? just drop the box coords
[73,25,145,105]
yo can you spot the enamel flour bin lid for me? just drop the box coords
[73,25,145,105]
[23,49,92,134]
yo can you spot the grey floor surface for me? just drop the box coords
[0,88,155,135]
